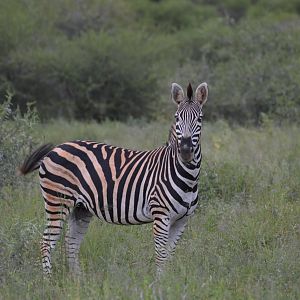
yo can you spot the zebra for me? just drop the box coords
[20,82,208,276]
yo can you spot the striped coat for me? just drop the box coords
[20,82,208,276]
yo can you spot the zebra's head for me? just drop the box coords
[171,82,208,164]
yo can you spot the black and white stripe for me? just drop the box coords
[20,82,208,275]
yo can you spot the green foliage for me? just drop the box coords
[0,93,39,193]
[5,30,172,121]
[1,0,300,123]
[130,0,217,32]
[1,120,300,298]
[177,17,300,124]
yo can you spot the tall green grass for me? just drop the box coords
[1,120,300,299]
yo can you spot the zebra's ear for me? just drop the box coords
[171,83,184,105]
[195,82,208,107]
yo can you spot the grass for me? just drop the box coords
[1,119,300,299]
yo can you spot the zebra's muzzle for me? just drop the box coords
[179,136,194,163]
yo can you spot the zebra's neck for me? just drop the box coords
[165,140,202,185]
[166,123,177,146]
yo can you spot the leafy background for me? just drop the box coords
[1,0,300,124]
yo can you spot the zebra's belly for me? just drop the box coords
[92,194,153,225]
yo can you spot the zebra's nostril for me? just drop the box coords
[180,136,193,154]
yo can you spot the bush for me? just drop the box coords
[0,93,39,193]
[178,17,300,124]
[2,30,175,121]
[130,0,217,32]
[1,0,300,124]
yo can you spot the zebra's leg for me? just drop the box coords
[65,204,93,275]
[152,216,171,276]
[41,200,70,275]
[167,216,188,257]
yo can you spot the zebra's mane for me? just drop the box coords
[187,83,193,102]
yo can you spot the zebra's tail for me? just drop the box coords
[19,143,54,175]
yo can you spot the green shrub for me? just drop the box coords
[130,0,217,32]
[1,0,300,123]
[2,30,175,121]
[178,17,300,124]
[0,93,39,193]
